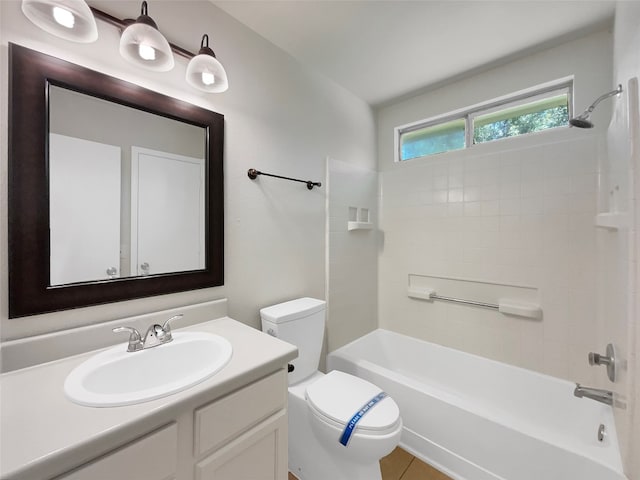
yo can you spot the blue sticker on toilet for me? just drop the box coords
[339,392,388,446]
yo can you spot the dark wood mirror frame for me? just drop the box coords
[8,43,224,318]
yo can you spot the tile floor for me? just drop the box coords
[380,447,452,480]
[288,447,453,480]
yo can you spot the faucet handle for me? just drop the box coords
[587,343,617,382]
[588,352,612,366]
[113,326,143,352]
[161,314,184,337]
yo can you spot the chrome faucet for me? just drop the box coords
[574,383,613,406]
[112,326,143,352]
[113,314,184,352]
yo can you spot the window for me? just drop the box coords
[472,93,569,144]
[401,118,465,160]
[396,81,572,162]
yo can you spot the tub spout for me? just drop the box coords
[574,384,613,406]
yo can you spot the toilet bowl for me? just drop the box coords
[306,371,403,465]
[260,298,403,480]
[287,372,402,480]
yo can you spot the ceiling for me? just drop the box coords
[213,0,615,106]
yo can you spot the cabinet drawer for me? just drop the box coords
[57,423,177,480]
[194,369,286,456]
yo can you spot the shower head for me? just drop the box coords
[569,114,596,129]
[570,84,623,128]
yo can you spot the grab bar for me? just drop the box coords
[429,294,498,310]
[407,288,542,319]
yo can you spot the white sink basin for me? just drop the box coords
[64,332,232,407]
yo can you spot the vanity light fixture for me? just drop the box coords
[119,1,174,72]
[21,0,98,43]
[186,34,229,93]
[21,0,229,92]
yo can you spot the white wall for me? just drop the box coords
[326,158,378,352]
[605,2,640,477]
[0,1,375,355]
[376,30,613,382]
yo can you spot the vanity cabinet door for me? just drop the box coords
[195,410,287,480]
[194,370,287,456]
[55,423,177,480]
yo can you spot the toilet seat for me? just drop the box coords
[305,371,401,435]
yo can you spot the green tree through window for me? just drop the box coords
[474,105,568,144]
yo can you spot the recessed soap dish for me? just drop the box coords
[348,206,373,230]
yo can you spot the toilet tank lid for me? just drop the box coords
[260,297,326,323]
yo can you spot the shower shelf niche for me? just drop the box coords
[347,206,373,231]
[594,212,628,230]
[347,221,373,231]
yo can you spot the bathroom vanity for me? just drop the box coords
[0,317,297,480]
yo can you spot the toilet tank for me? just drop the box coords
[260,297,326,385]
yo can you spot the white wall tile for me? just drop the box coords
[603,3,640,474]
[379,130,606,383]
[464,202,483,217]
[327,159,378,352]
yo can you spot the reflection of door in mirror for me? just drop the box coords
[131,147,205,276]
[48,84,207,284]
[49,134,121,285]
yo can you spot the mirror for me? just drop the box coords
[8,44,224,318]
[49,86,207,285]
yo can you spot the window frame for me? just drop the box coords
[395,78,574,163]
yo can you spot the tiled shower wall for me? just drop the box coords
[378,132,603,384]
[598,76,633,472]
[605,2,640,476]
[326,158,378,352]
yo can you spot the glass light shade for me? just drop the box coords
[186,54,228,93]
[119,20,174,72]
[21,0,98,43]
[186,36,229,93]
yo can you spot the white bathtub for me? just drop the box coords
[327,329,627,480]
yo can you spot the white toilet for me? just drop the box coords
[261,298,402,480]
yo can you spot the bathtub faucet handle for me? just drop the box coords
[587,343,616,382]
[588,352,611,366]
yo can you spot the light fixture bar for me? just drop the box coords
[90,6,195,59]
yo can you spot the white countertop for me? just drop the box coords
[0,317,297,480]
